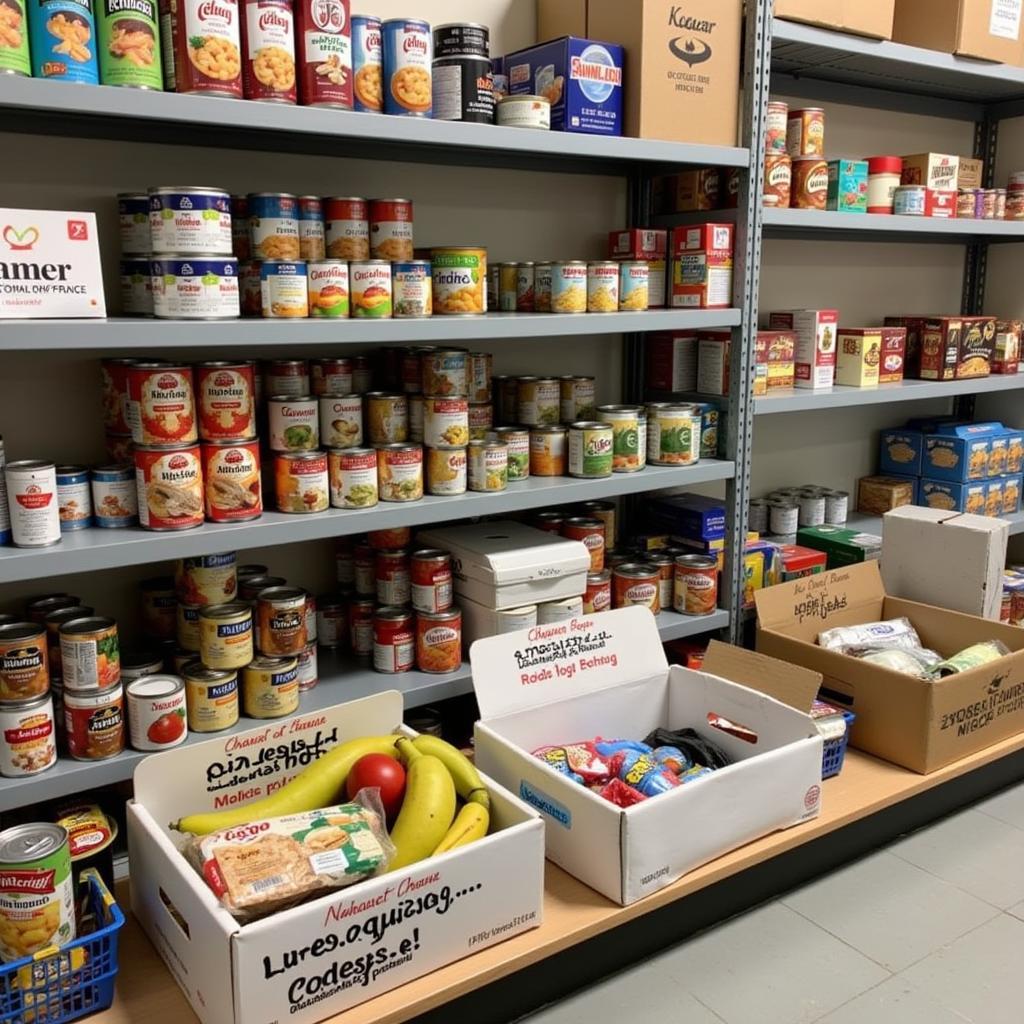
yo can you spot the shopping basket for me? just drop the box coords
[821,710,856,780]
[0,868,124,1024]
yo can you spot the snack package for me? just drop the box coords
[187,791,393,920]
[935,640,1010,677]
[598,778,648,807]
[818,617,922,654]
[613,749,681,797]
[858,646,942,679]
[534,742,611,785]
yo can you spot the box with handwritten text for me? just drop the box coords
[472,608,823,906]
[127,692,544,1024]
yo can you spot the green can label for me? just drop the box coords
[0,0,31,76]
[97,0,162,89]
[569,426,613,479]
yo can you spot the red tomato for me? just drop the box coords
[147,710,186,745]
[346,753,406,818]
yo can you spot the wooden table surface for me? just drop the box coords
[101,734,1024,1024]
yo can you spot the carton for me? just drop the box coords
[985,478,1005,516]
[1000,474,1023,514]
[922,422,1005,482]
[646,332,698,391]
[919,315,997,381]
[697,332,730,396]
[646,492,726,540]
[537,0,588,40]
[608,229,667,308]
[670,223,735,310]
[756,561,1024,773]
[128,693,545,1024]
[796,525,882,567]
[776,544,828,581]
[920,478,988,514]
[958,157,985,190]
[673,169,722,212]
[884,315,932,378]
[879,428,924,476]
[826,160,869,214]
[760,330,797,390]
[901,153,960,191]
[768,309,839,389]
[774,0,895,39]
[881,506,1008,620]
[1007,430,1024,474]
[473,609,824,905]
[0,208,106,318]
[993,320,1021,374]
[857,475,916,515]
[836,328,882,387]
[892,0,1024,64]
[587,0,743,146]
[879,326,907,384]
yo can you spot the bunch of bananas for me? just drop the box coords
[172,734,491,869]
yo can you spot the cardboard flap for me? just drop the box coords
[702,640,822,713]
[471,606,668,719]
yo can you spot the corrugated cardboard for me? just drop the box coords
[775,0,895,39]
[756,561,1024,774]
[881,506,1008,621]
[587,0,742,146]
[537,0,588,40]
[892,0,1024,64]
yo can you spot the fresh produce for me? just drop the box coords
[388,738,456,871]
[172,735,403,835]
[411,734,490,810]
[345,753,407,819]
[432,802,490,856]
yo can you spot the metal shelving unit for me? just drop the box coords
[845,510,1024,538]
[762,206,1024,241]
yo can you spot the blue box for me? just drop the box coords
[879,429,924,476]
[646,493,726,541]
[923,422,1005,482]
[505,36,624,136]
[1005,430,1024,475]
[998,474,1023,515]
[826,160,868,214]
[919,478,987,514]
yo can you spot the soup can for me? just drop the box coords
[422,349,467,397]
[377,444,423,502]
[317,598,347,649]
[274,451,329,513]
[297,195,325,258]
[324,196,369,258]
[416,609,461,674]
[535,261,553,312]
[468,402,493,441]
[366,393,408,444]
[559,376,596,423]
[267,394,318,451]
[467,351,492,402]
[256,585,307,655]
[311,357,353,398]
[350,259,393,317]
[518,376,560,426]
[373,607,414,673]
[199,601,253,669]
[126,362,197,445]
[369,197,414,260]
[393,260,432,318]
[134,443,204,531]
[579,499,616,546]
[242,655,299,717]
[353,542,375,595]
[176,551,237,605]
[0,695,57,778]
[411,550,452,613]
[329,446,378,508]
[59,616,120,691]
[673,555,718,616]
[264,358,309,397]
[201,439,262,522]
[0,623,49,702]
[491,426,529,481]
[45,606,93,678]
[64,682,125,761]
[126,675,187,751]
[425,446,467,496]
[597,405,646,473]
[551,261,587,313]
[647,403,700,466]
[568,422,613,479]
[530,425,567,477]
[162,0,242,97]
[248,192,300,260]
[423,397,470,448]
[55,466,92,532]
[195,361,257,441]
[584,569,612,614]
[241,0,297,102]
[319,394,363,449]
[260,259,309,318]
[381,18,431,117]
[349,597,375,656]
[647,553,674,611]
[183,662,239,733]
[468,440,507,492]
[613,563,660,613]
[5,461,61,548]
[561,516,605,572]
[375,548,410,606]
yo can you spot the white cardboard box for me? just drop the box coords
[881,505,1008,621]
[0,208,106,318]
[472,608,824,906]
[419,521,589,609]
[128,692,545,1024]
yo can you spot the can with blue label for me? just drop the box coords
[28,0,100,83]
[248,191,300,262]
[382,17,430,117]
[120,258,153,315]
[151,256,240,319]
[148,186,233,256]
[91,464,138,527]
[0,437,10,546]
[351,13,381,112]
[199,602,253,669]
[56,466,93,531]
[0,0,31,75]
[260,259,308,318]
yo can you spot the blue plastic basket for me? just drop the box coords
[821,710,856,780]
[0,869,124,1024]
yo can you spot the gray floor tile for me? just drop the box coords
[975,781,1024,831]
[889,808,1024,909]
[656,902,889,1024]
[1010,902,1024,922]
[899,914,1024,1024]
[782,850,1000,971]
[816,975,971,1024]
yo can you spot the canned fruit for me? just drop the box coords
[307,259,350,317]
[152,256,240,319]
[134,443,204,530]
[64,683,125,761]
[0,624,49,701]
[126,675,187,750]
[261,259,308,317]
[431,247,486,314]
[351,260,393,317]
[148,187,232,255]
[275,451,329,513]
[242,0,296,102]
[328,447,378,508]
[98,0,162,88]
[382,17,430,116]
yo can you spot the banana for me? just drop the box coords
[171,734,404,835]
[431,802,490,856]
[411,734,490,811]
[388,738,456,870]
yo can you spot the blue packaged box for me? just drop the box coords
[646,493,725,541]
[923,422,1005,482]
[879,429,924,476]
[919,478,987,514]
[1005,430,1024,475]
[505,36,624,136]
[826,160,868,214]
[997,474,1022,515]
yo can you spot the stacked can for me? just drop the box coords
[432,22,494,124]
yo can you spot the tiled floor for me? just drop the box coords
[522,779,1024,1024]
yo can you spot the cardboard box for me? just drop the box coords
[537,0,588,40]
[753,333,770,396]
[879,326,907,384]
[922,422,1005,482]
[879,428,924,476]
[920,478,987,514]
[892,0,1024,64]
[673,169,722,212]
[993,320,1021,374]
[768,309,839,390]
[920,315,997,381]
[857,475,917,516]
[759,330,797,390]
[957,157,985,190]
[901,153,960,191]
[836,328,882,387]
[881,506,1008,620]
[697,332,730,395]
[826,160,869,214]
[506,36,624,136]
[128,694,545,1024]
[587,0,742,146]
[756,561,1024,773]
[1000,473,1023,514]
[884,315,932,378]
[777,543,829,581]
[459,593,579,647]
[473,609,824,905]
[1007,430,1024,474]
[0,208,106,318]
[646,332,698,391]
[796,525,883,567]
[670,223,734,310]
[646,492,726,541]
[775,0,895,39]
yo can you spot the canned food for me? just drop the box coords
[350,259,393,317]
[382,17,430,116]
[328,446,376,508]
[432,55,493,123]
[693,403,720,460]
[559,376,596,423]
[126,675,187,750]
[798,492,826,527]
[119,651,164,683]
[537,597,583,625]
[497,263,516,311]
[613,563,660,613]
[0,823,75,960]
[420,349,466,398]
[769,501,799,535]
[0,695,57,778]
[584,569,612,614]
[148,187,232,255]
[317,598,347,649]
[373,607,414,673]
[377,443,423,502]
[134,442,204,530]
[766,100,788,152]
[295,640,317,690]
[304,592,318,644]
[490,426,528,480]
[25,596,76,624]
[551,261,587,313]
[162,0,243,96]
[268,394,318,451]
[296,0,352,107]
[562,516,605,573]
[0,623,49,701]
[369,198,414,261]
[353,543,375,595]
[468,440,507,492]
[386,259,431,318]
[350,354,372,394]
[324,196,369,258]
[423,397,469,448]
[55,466,92,532]
[4,461,60,548]
[597,405,646,473]
[176,551,237,604]
[533,262,553,312]
[311,358,353,398]
[0,0,30,77]
[431,246,487,314]
[151,256,240,319]
[465,351,491,403]
[239,573,282,603]
[256,585,306,655]
[433,21,487,59]
[241,0,295,101]
[763,152,792,208]
[787,107,825,157]
[647,403,700,466]
[140,576,177,640]
[518,376,560,426]
[126,362,197,445]
[372,549,407,607]
[45,606,93,677]
[587,261,619,313]
[425,446,467,496]
[183,662,238,732]
[468,402,493,441]
[410,550,452,614]
[64,682,125,761]
[497,374,519,423]
[294,195,326,259]
[791,157,828,210]
[260,259,309,318]
[515,262,535,312]
[242,655,299,717]
[618,261,649,311]
[264,358,309,397]
[59,617,119,691]
[674,555,718,616]
[201,439,261,522]
[195,361,256,441]
[349,597,374,656]
[579,500,616,546]
[230,194,250,257]
[118,194,151,254]
[100,358,133,435]
[248,192,300,260]
[31,0,101,83]
[239,257,262,315]
[416,609,461,673]
[98,0,162,86]
[568,422,613,479]
[199,602,253,669]
[496,93,550,129]
[274,451,329,513]
[530,425,567,476]
[894,185,926,216]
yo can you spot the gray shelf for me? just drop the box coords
[0,461,735,583]
[762,207,1024,242]
[0,77,749,175]
[0,608,729,812]
[755,372,1024,414]
[0,310,742,352]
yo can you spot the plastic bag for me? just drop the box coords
[818,617,922,654]
[858,646,941,679]
[934,640,1010,677]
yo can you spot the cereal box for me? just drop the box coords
[670,223,734,310]
[826,160,868,213]
[836,327,882,387]
[919,316,996,381]
[768,309,838,389]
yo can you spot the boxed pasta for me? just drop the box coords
[884,315,931,378]
[759,330,797,390]
[900,153,960,192]
[879,326,907,384]
[922,422,1006,482]
[670,223,734,310]
[993,320,1021,374]
[795,525,882,568]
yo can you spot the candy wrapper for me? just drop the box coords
[613,749,681,797]
[599,778,648,807]
[534,742,611,785]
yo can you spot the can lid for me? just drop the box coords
[867,155,903,174]
[0,824,68,864]
[126,674,184,699]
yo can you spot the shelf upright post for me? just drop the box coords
[722,0,772,642]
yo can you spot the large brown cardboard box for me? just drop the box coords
[755,561,1024,774]
[537,0,588,41]
[774,0,895,40]
[892,0,1024,64]
[587,0,742,146]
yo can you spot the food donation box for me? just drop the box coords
[127,692,544,1024]
[472,607,824,906]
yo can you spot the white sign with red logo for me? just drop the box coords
[0,208,105,318]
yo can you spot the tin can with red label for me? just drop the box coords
[316,597,347,648]
[373,607,414,674]
[349,597,374,656]
[612,563,660,613]
[101,358,134,435]
[375,549,410,606]
[134,443,204,531]
[274,451,329,513]
[195,361,257,441]
[369,198,414,261]
[764,153,792,208]
[201,440,262,522]
[584,569,611,614]
[561,516,605,573]
[786,107,825,157]
[298,195,325,259]
[328,446,377,508]
[264,358,309,396]
[647,552,675,612]
[296,0,351,107]
[240,259,262,316]
[311,357,353,396]
[163,0,243,98]
[353,541,375,595]
[64,683,125,761]
[256,585,307,655]
[126,675,187,751]
[410,549,451,613]
[127,363,198,445]
[324,196,369,259]
[791,157,828,210]
[416,609,460,674]
[241,0,296,102]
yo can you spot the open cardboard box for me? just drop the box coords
[472,608,824,906]
[756,561,1024,774]
[127,693,544,1024]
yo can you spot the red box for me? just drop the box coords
[994,320,1021,375]
[670,223,734,310]
[927,189,957,218]
[608,229,667,259]
[758,330,797,391]
[777,544,828,581]
[646,332,698,391]
[879,326,907,384]
[884,315,931,378]
[920,316,996,381]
